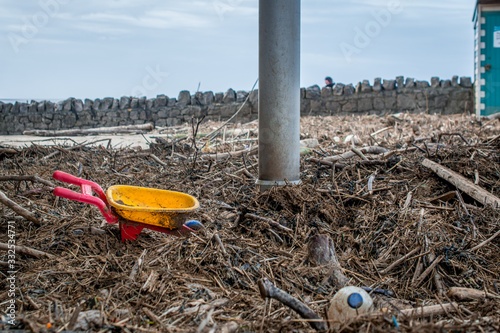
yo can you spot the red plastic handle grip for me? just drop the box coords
[53,187,118,224]
[52,171,108,204]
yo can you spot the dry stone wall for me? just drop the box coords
[0,76,473,134]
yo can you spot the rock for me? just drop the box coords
[83,99,93,111]
[358,98,373,112]
[177,90,191,107]
[73,99,83,112]
[154,95,167,107]
[236,90,248,103]
[73,310,103,331]
[361,80,372,93]
[19,103,28,113]
[431,77,440,88]
[223,88,236,103]
[37,101,46,112]
[440,80,451,88]
[63,98,73,111]
[168,98,177,107]
[321,87,333,98]
[373,78,382,92]
[138,97,147,108]
[248,90,258,105]
[146,99,154,109]
[101,97,113,110]
[300,138,319,148]
[396,76,404,89]
[397,94,416,110]
[460,77,472,88]
[415,80,430,89]
[191,92,203,106]
[93,99,101,111]
[202,91,214,105]
[300,88,306,99]
[111,99,119,110]
[214,92,224,103]
[333,83,345,96]
[383,80,396,91]
[451,76,459,87]
[130,98,139,109]
[355,82,362,94]
[306,85,321,99]
[119,96,131,109]
[343,84,355,96]
[405,78,415,88]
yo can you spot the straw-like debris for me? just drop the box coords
[1,113,499,332]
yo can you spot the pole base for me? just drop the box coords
[255,179,301,191]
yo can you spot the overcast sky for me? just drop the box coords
[0,0,476,101]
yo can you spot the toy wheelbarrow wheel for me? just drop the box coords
[52,171,202,242]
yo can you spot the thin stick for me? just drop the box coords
[0,190,41,226]
[0,175,56,188]
[246,213,292,232]
[422,159,500,208]
[412,255,444,287]
[258,278,327,331]
[379,246,421,275]
[469,229,500,252]
[0,242,54,259]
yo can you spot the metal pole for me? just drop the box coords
[257,0,301,191]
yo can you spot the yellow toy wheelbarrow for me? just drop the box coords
[52,171,201,241]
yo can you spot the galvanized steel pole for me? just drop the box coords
[257,0,301,191]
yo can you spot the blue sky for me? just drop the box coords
[0,0,476,101]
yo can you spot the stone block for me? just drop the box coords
[383,80,396,91]
[214,92,224,103]
[73,99,83,112]
[321,87,332,98]
[112,99,120,110]
[138,97,147,108]
[397,94,416,110]
[236,90,248,103]
[83,99,93,111]
[373,78,382,92]
[248,90,258,105]
[405,78,415,88]
[440,80,451,88]
[177,90,191,107]
[146,99,154,109]
[130,98,139,109]
[168,98,177,107]
[221,104,238,117]
[342,100,357,112]
[101,97,113,110]
[431,77,440,88]
[310,99,323,113]
[155,95,167,108]
[92,99,100,111]
[344,84,355,96]
[373,98,385,110]
[63,98,73,111]
[396,76,404,89]
[300,88,306,99]
[306,85,321,99]
[202,91,214,105]
[361,80,372,93]
[460,77,472,88]
[37,102,46,112]
[191,92,202,106]
[451,76,459,87]
[325,101,341,113]
[415,81,430,89]
[333,83,345,96]
[120,96,132,109]
[223,88,236,103]
[358,97,373,111]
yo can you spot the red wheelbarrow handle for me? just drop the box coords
[53,187,119,224]
[53,171,108,205]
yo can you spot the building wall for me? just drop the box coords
[0,76,473,135]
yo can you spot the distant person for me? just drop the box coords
[325,76,334,88]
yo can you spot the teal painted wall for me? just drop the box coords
[481,11,500,115]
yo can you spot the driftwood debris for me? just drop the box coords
[0,190,41,226]
[422,159,500,208]
[258,278,327,331]
[307,234,349,288]
[447,287,500,301]
[23,123,154,137]
[0,242,54,259]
